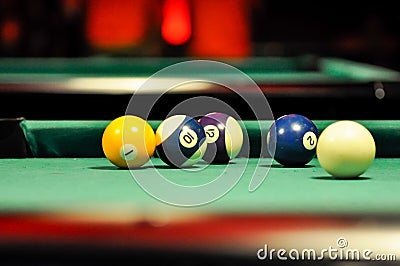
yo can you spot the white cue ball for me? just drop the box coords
[316,120,376,178]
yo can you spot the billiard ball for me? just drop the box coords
[155,115,207,168]
[102,115,156,168]
[198,112,244,164]
[316,120,375,178]
[267,114,319,167]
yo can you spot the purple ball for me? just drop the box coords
[199,112,243,164]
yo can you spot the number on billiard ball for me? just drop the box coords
[155,115,207,168]
[267,114,319,167]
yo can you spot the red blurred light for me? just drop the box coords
[161,0,191,45]
[189,0,250,58]
[86,0,148,49]
[1,19,20,45]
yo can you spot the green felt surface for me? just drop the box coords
[0,157,399,216]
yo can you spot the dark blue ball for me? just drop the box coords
[155,115,207,168]
[267,114,319,166]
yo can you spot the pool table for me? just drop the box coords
[1,55,400,121]
[1,56,400,265]
[1,119,400,265]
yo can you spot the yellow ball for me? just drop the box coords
[316,120,376,178]
[102,115,156,168]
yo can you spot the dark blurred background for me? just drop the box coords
[1,0,399,70]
